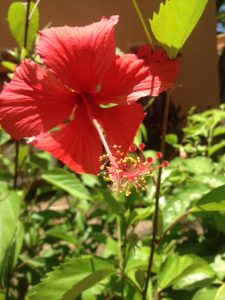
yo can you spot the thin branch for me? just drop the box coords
[157,210,191,244]
[131,0,154,47]
[142,91,171,300]
[14,0,32,190]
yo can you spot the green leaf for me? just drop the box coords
[128,207,154,225]
[191,185,225,212]
[215,284,225,300]
[150,0,208,58]
[102,191,124,216]
[42,169,90,200]
[165,134,178,145]
[163,183,209,227]
[1,61,16,72]
[210,255,225,280]
[158,254,210,290]
[134,124,147,146]
[80,174,100,188]
[8,1,39,51]
[0,183,21,286]
[46,227,76,244]
[173,265,215,290]
[192,285,225,300]
[192,287,217,300]
[27,256,116,300]
[184,157,214,175]
[10,221,24,270]
[208,141,225,156]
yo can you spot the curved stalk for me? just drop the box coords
[130,0,154,47]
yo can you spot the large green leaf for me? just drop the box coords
[8,1,39,51]
[173,265,215,290]
[150,0,208,58]
[215,284,225,300]
[192,285,225,300]
[162,183,209,227]
[27,256,116,300]
[191,185,225,212]
[0,183,21,286]
[158,254,211,290]
[42,169,90,200]
[192,287,217,300]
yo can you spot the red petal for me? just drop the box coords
[94,54,151,105]
[137,45,180,96]
[96,103,145,153]
[36,16,118,92]
[0,60,75,140]
[29,103,102,174]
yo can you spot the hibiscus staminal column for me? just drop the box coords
[92,118,118,170]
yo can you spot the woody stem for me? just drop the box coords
[142,91,171,300]
[13,0,31,190]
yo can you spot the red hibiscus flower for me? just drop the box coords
[0,16,178,174]
[137,44,179,96]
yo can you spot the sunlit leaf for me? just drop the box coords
[8,1,39,51]
[191,287,217,300]
[0,183,21,286]
[165,134,178,145]
[215,284,225,300]
[42,169,90,200]
[158,254,211,289]
[150,0,208,58]
[173,265,215,290]
[27,256,116,300]
[191,185,225,212]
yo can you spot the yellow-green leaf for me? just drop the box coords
[150,0,208,58]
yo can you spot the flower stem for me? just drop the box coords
[13,0,31,191]
[13,141,20,190]
[130,0,154,47]
[142,91,171,300]
[24,0,31,49]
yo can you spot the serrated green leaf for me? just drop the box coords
[8,1,39,51]
[150,0,208,58]
[191,185,225,212]
[42,169,90,200]
[27,256,116,300]
[0,183,21,287]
